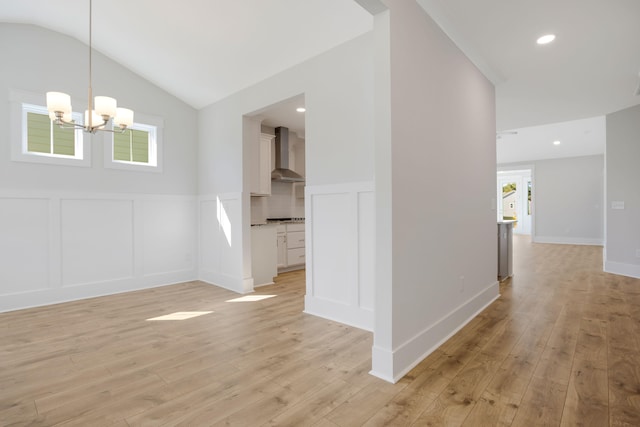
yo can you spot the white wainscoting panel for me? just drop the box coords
[199,199,218,274]
[198,193,247,293]
[0,192,197,313]
[142,199,197,276]
[309,192,352,303]
[358,191,375,311]
[61,199,135,286]
[0,198,50,295]
[305,182,374,331]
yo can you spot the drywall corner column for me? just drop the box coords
[605,104,640,278]
[370,7,395,382]
[376,0,498,382]
[242,117,261,292]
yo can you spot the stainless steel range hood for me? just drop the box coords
[271,127,304,182]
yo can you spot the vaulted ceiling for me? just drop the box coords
[0,0,373,109]
[2,0,639,161]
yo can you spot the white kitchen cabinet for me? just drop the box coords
[294,182,305,199]
[287,231,305,248]
[251,225,277,286]
[250,133,273,196]
[287,247,305,266]
[276,224,287,269]
[284,223,305,268]
[286,223,305,233]
[274,222,306,271]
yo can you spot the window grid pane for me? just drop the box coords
[114,129,149,163]
[52,124,75,156]
[113,131,131,161]
[27,112,52,154]
[131,129,149,163]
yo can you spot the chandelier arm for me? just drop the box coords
[54,120,86,130]
[52,111,111,133]
[97,127,128,134]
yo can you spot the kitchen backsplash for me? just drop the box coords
[251,181,304,224]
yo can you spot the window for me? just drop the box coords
[105,113,163,172]
[10,89,91,167]
[23,104,84,157]
[113,125,155,164]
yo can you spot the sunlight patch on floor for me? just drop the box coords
[146,311,213,321]
[225,295,277,303]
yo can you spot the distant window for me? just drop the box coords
[105,112,163,172]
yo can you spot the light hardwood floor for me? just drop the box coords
[2,236,640,426]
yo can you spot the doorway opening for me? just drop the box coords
[497,168,533,236]
[243,93,307,291]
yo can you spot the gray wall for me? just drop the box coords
[606,104,640,278]
[197,32,376,304]
[0,24,199,312]
[500,155,604,245]
[0,24,198,195]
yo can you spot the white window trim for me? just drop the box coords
[10,89,91,167]
[104,111,163,173]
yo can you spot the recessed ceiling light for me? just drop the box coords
[296,107,306,113]
[537,34,556,45]
[553,140,561,145]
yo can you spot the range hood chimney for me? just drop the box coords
[271,126,304,182]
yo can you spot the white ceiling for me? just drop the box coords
[248,93,306,138]
[0,0,372,110]
[418,0,640,131]
[2,0,639,160]
[496,116,605,164]
[418,0,640,163]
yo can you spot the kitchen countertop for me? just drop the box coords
[251,220,305,226]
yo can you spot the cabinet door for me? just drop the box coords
[287,247,305,266]
[258,134,272,195]
[287,231,305,249]
[251,134,273,196]
[286,223,305,233]
[276,234,287,268]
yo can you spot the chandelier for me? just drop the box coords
[46,0,133,133]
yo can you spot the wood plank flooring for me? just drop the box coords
[2,235,640,426]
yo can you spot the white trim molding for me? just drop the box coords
[604,260,640,279]
[533,236,604,246]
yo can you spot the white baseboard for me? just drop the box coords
[255,281,275,288]
[604,260,640,279]
[277,265,305,273]
[370,346,396,383]
[533,236,603,246]
[198,270,252,294]
[304,295,374,331]
[370,280,499,383]
[0,270,196,313]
